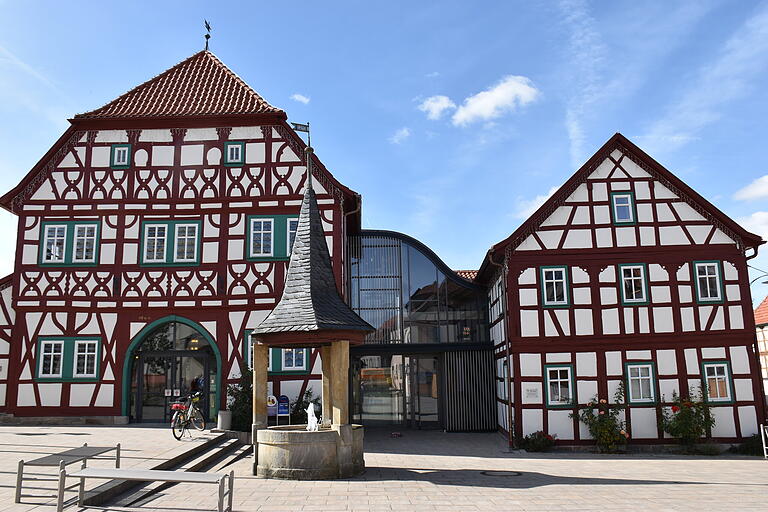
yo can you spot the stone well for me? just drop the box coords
[255,424,365,479]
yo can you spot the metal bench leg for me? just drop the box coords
[227,470,234,512]
[78,459,87,505]
[116,443,121,468]
[15,460,24,503]
[56,462,66,512]
[218,476,225,512]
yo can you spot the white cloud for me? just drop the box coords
[738,211,768,239]
[425,71,440,78]
[641,3,768,154]
[514,186,559,219]
[290,93,310,104]
[557,1,715,167]
[418,95,456,120]
[734,175,768,201]
[451,75,539,126]
[388,127,411,144]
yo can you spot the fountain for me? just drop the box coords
[250,146,373,479]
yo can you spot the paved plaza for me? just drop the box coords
[0,426,766,511]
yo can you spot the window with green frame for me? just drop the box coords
[540,266,569,307]
[702,361,734,403]
[242,330,308,374]
[110,144,132,169]
[140,220,202,266]
[39,221,101,266]
[693,261,724,304]
[224,141,245,166]
[618,264,649,305]
[35,337,101,382]
[610,191,636,225]
[625,362,656,404]
[544,364,574,408]
[246,215,299,261]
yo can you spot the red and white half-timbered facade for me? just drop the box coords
[0,51,354,421]
[0,50,763,445]
[479,133,766,445]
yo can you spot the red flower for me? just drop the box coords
[671,405,680,413]
[599,410,605,415]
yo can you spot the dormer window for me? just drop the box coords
[611,192,635,224]
[110,144,131,169]
[224,141,245,166]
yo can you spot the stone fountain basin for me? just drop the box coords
[255,424,364,479]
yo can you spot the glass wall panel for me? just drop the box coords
[348,232,488,346]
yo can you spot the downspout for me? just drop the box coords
[746,242,768,425]
[488,248,514,447]
[342,194,362,300]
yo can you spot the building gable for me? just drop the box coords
[503,133,761,256]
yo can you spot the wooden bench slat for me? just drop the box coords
[69,467,224,484]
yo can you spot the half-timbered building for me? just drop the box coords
[753,296,768,406]
[477,133,767,445]
[0,50,355,423]
[0,50,764,444]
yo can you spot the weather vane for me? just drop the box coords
[204,20,212,51]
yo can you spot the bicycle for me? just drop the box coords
[170,391,206,440]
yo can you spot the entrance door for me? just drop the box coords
[134,352,209,423]
[406,355,441,429]
[351,353,441,429]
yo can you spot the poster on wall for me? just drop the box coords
[267,395,277,416]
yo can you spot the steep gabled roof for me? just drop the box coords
[477,132,764,282]
[74,51,284,119]
[755,296,768,326]
[255,161,373,344]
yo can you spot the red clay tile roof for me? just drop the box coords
[74,51,283,119]
[754,295,768,326]
[455,270,478,281]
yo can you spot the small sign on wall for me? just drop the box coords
[164,389,172,397]
[524,386,540,400]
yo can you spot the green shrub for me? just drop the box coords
[729,434,764,456]
[520,431,556,452]
[661,390,714,447]
[226,364,252,432]
[571,384,629,453]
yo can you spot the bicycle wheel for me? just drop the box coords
[190,407,206,431]
[171,411,186,440]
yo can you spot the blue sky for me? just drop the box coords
[3,1,768,302]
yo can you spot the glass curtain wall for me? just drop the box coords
[348,231,488,345]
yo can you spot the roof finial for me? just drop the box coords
[204,20,212,51]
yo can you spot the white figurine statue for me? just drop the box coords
[306,403,318,432]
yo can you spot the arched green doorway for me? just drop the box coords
[122,316,222,423]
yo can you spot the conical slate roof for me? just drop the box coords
[255,163,373,341]
[74,51,284,119]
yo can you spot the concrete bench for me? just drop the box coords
[57,466,234,512]
[16,443,120,503]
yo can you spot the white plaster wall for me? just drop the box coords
[630,408,658,439]
[522,409,543,436]
[547,410,574,440]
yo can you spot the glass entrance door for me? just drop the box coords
[134,352,209,423]
[352,353,441,429]
[406,355,440,429]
